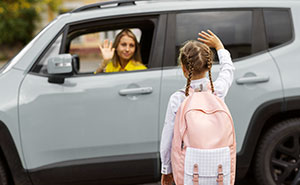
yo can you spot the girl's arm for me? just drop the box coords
[160,92,182,175]
[213,49,235,99]
[198,30,235,99]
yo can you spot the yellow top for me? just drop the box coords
[104,60,147,73]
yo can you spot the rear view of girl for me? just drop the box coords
[160,30,235,185]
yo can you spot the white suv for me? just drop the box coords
[0,0,299,185]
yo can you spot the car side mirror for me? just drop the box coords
[47,54,73,84]
[47,54,72,74]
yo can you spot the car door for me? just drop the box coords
[19,15,166,185]
[159,10,283,160]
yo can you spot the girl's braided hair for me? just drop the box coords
[179,40,214,96]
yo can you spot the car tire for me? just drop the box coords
[254,118,300,185]
[0,157,9,185]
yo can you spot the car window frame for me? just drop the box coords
[65,15,162,75]
[29,13,167,77]
[163,8,271,68]
[29,27,66,75]
[263,8,295,52]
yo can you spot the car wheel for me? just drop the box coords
[0,157,9,185]
[255,119,300,185]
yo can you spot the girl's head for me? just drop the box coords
[179,40,214,96]
[112,29,142,67]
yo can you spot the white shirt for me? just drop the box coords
[160,49,235,174]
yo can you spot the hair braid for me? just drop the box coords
[200,45,215,93]
[179,40,214,95]
[185,55,194,96]
[207,57,215,93]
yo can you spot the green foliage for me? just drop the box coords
[0,0,62,47]
[45,0,63,11]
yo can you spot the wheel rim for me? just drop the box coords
[270,133,300,185]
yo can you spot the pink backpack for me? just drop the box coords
[171,87,236,185]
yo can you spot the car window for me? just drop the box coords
[69,29,142,73]
[175,10,253,64]
[65,18,156,75]
[31,18,156,75]
[263,9,293,49]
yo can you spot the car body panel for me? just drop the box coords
[0,69,26,167]
[268,4,300,99]
[19,70,162,169]
[225,52,284,151]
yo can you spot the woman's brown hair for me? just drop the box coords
[179,40,214,96]
[111,29,142,67]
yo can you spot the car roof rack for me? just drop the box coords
[71,0,144,13]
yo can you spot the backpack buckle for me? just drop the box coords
[192,164,199,184]
[192,173,199,182]
[217,172,224,182]
[216,164,224,184]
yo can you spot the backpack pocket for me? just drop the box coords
[184,147,231,185]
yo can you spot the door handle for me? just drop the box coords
[236,76,269,84]
[119,87,153,96]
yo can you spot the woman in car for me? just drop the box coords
[94,29,147,73]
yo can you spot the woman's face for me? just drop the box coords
[116,35,136,62]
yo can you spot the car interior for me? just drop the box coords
[65,20,156,74]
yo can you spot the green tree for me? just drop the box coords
[0,0,61,60]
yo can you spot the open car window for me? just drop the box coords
[64,18,156,75]
[69,29,142,73]
[30,17,157,75]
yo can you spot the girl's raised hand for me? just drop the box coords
[198,30,224,51]
[98,40,115,63]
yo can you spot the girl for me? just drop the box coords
[160,30,235,185]
[94,29,147,73]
